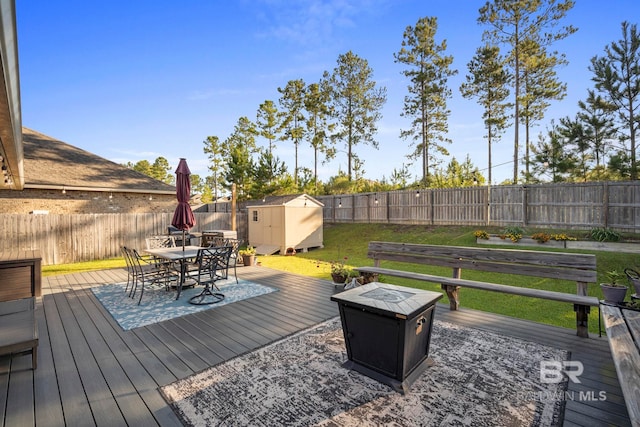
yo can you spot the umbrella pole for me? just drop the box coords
[182,230,186,251]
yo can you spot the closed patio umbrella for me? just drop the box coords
[171,158,196,250]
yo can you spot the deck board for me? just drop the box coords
[0,265,633,426]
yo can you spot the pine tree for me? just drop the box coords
[531,122,577,182]
[202,135,226,201]
[394,16,457,185]
[479,0,576,183]
[255,100,282,181]
[590,21,640,180]
[304,80,334,191]
[324,51,387,181]
[223,117,257,201]
[576,90,617,169]
[278,79,306,186]
[460,44,510,185]
[519,39,568,179]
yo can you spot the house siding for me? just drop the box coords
[0,189,177,214]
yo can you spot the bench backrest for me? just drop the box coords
[367,241,597,283]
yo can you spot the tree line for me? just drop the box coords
[128,1,639,201]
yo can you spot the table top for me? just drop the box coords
[601,304,640,425]
[145,245,202,260]
[602,304,640,347]
[331,282,442,318]
[0,250,41,262]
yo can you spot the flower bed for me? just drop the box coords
[475,235,640,253]
[477,236,566,248]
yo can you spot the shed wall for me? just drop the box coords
[247,202,323,254]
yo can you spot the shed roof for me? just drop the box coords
[21,127,175,194]
[245,194,324,208]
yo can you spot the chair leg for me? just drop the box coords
[233,261,238,284]
[129,276,138,298]
[137,277,146,305]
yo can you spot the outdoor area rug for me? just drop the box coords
[91,278,277,330]
[161,317,568,426]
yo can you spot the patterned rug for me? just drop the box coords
[161,317,568,426]
[91,278,277,330]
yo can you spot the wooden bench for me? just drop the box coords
[357,241,600,338]
[601,304,640,425]
[0,297,38,369]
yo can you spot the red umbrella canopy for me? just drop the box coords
[171,158,196,231]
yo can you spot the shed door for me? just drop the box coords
[262,207,282,246]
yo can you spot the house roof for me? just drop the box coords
[22,127,176,194]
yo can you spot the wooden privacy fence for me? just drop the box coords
[316,181,640,232]
[0,212,247,266]
[2,180,639,266]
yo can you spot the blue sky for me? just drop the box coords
[16,0,639,186]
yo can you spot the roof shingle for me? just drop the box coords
[22,127,175,192]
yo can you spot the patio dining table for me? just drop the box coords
[144,245,202,300]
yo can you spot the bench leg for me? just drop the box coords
[441,284,460,310]
[574,304,590,338]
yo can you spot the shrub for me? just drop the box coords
[550,233,577,241]
[502,226,523,243]
[531,232,551,243]
[239,246,256,256]
[474,230,489,240]
[590,227,621,242]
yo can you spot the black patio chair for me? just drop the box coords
[200,236,242,283]
[145,235,180,270]
[184,246,233,305]
[121,246,136,295]
[127,247,179,305]
[222,238,243,284]
[146,235,176,250]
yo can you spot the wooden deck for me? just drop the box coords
[0,266,632,426]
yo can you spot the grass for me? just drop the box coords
[43,223,640,334]
[43,258,125,276]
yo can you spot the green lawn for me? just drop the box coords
[44,223,639,334]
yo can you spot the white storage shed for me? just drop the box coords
[246,194,324,255]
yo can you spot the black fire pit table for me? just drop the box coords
[331,281,442,394]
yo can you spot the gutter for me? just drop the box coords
[23,183,176,195]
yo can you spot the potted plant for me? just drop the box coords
[239,246,257,267]
[330,258,351,284]
[600,270,628,304]
[624,268,640,296]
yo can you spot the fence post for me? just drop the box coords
[522,185,528,226]
[486,185,491,226]
[352,194,355,222]
[333,196,337,222]
[231,183,237,231]
[603,181,609,228]
[430,190,435,225]
[386,192,390,223]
